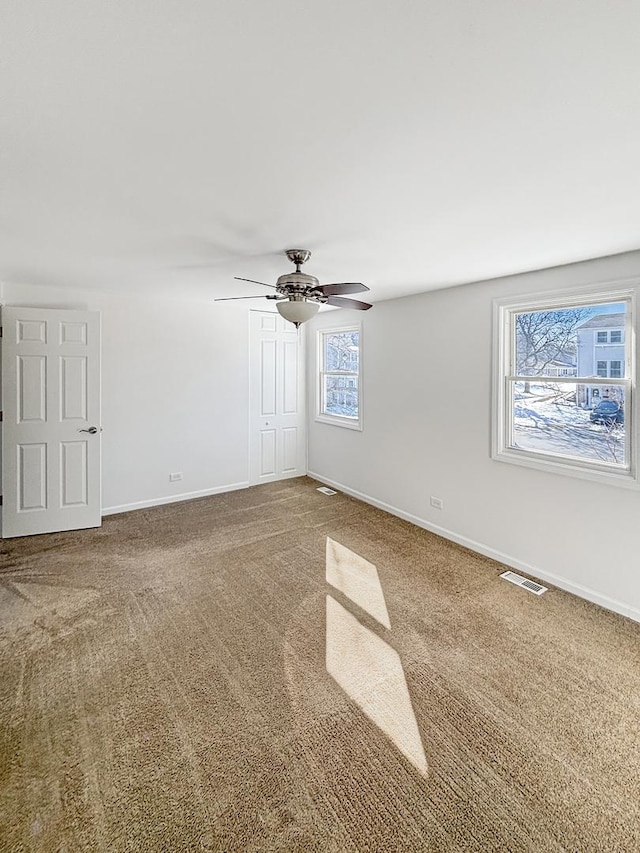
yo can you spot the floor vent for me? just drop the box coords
[317,486,337,496]
[500,570,547,596]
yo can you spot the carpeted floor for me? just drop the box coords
[0,476,638,852]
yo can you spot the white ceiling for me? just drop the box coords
[2,0,640,304]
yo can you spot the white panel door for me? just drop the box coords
[250,311,305,484]
[2,307,101,537]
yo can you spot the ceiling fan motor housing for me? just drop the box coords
[276,271,326,301]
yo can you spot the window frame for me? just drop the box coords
[316,323,363,430]
[492,283,637,488]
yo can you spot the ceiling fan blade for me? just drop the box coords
[234,277,276,289]
[326,296,373,310]
[214,295,269,301]
[314,282,369,296]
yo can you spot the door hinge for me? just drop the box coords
[0,495,3,506]
[0,411,3,422]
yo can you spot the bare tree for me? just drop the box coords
[516,308,591,392]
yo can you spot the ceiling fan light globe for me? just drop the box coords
[276,300,319,327]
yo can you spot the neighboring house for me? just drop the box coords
[544,357,577,377]
[576,313,626,407]
[323,331,359,415]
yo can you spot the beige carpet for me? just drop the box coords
[0,476,638,852]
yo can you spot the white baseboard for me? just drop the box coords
[102,480,250,516]
[308,470,640,625]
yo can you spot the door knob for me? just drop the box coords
[78,426,98,434]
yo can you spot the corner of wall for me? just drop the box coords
[0,289,4,514]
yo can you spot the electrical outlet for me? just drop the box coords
[430,496,443,510]
[169,472,183,482]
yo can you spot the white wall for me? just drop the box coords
[2,282,251,512]
[307,251,640,622]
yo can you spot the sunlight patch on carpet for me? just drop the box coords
[325,538,427,776]
[325,537,391,629]
[326,594,428,776]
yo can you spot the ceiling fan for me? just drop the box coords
[214,249,373,328]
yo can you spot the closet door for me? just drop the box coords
[249,311,305,484]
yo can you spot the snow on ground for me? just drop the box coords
[512,383,625,465]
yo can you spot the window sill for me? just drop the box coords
[315,413,363,431]
[493,446,638,489]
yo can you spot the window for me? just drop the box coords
[597,360,623,378]
[493,288,635,485]
[317,326,362,429]
[596,329,623,344]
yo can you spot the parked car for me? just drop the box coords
[590,400,624,425]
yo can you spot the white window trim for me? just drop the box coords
[316,323,363,430]
[492,281,638,488]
